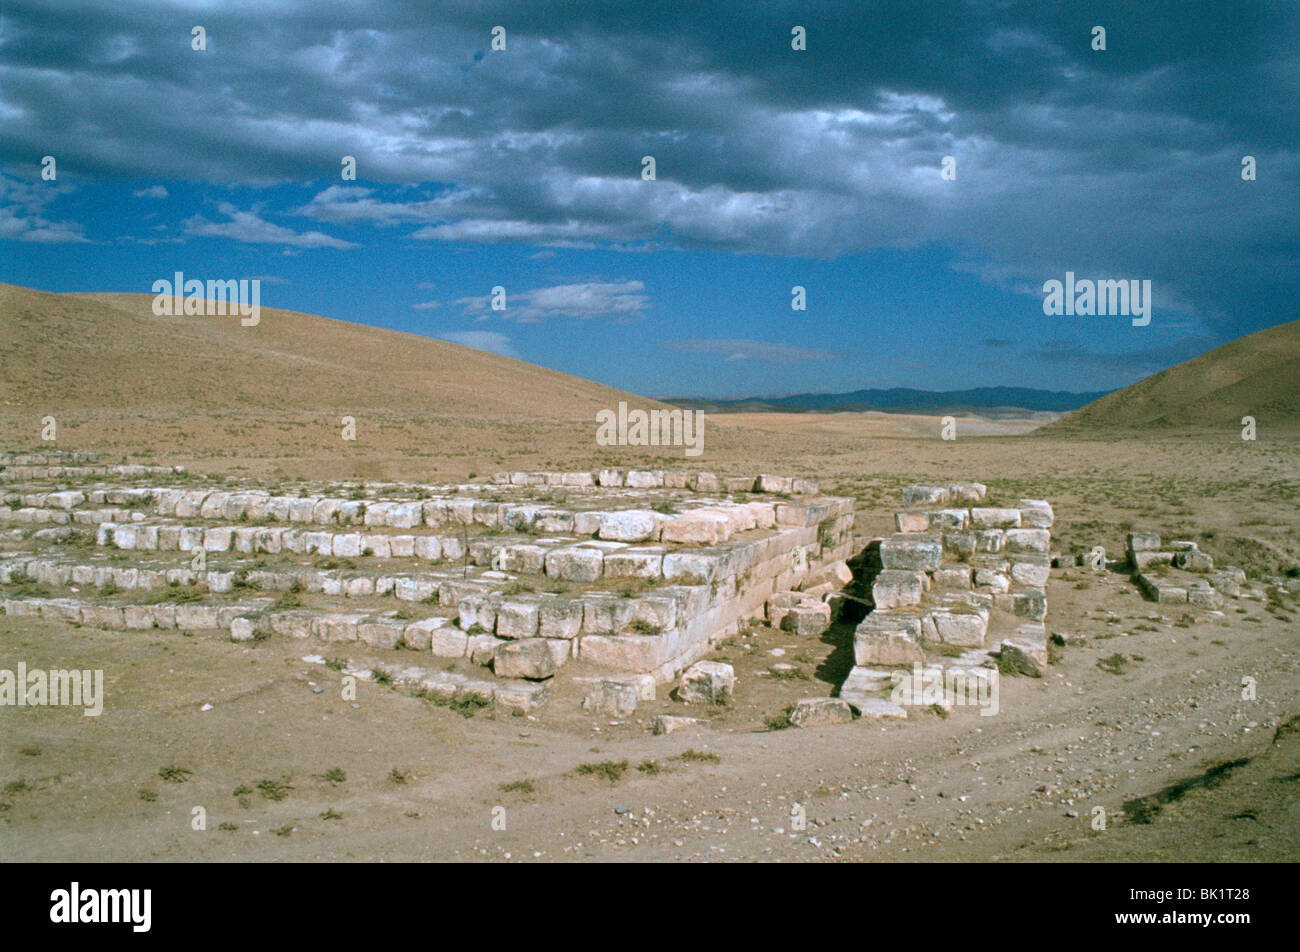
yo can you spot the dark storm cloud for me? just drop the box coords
[1,1,1296,333]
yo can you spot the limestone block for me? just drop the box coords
[599,510,657,543]
[581,679,639,716]
[854,613,924,666]
[780,599,831,636]
[879,534,943,572]
[902,484,950,507]
[1018,499,1054,528]
[494,639,558,680]
[788,697,855,728]
[872,569,925,610]
[971,508,1021,529]
[544,546,604,582]
[678,660,735,704]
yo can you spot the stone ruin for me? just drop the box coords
[0,452,855,716]
[830,483,1055,720]
[1124,531,1244,608]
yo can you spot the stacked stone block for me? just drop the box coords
[838,483,1054,717]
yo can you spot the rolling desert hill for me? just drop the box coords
[0,282,681,474]
[1047,320,1300,433]
[0,283,653,422]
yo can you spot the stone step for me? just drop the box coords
[1,594,551,712]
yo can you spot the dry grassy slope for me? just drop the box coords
[1047,320,1300,432]
[0,283,664,421]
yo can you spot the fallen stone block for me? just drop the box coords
[780,599,831,636]
[494,639,558,680]
[1000,626,1048,677]
[652,714,703,735]
[581,679,640,716]
[492,680,549,715]
[678,660,735,704]
[788,697,854,728]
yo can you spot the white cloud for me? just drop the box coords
[438,330,519,359]
[183,203,355,249]
[456,280,648,323]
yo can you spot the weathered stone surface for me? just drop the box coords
[872,569,925,610]
[357,616,406,649]
[467,632,504,665]
[1000,625,1048,677]
[788,697,854,728]
[971,508,1021,529]
[879,534,943,572]
[230,617,257,642]
[494,639,558,680]
[495,599,541,639]
[603,547,665,578]
[544,546,604,582]
[661,511,731,545]
[1004,528,1050,553]
[851,696,908,719]
[678,660,735,704]
[652,714,703,735]
[802,559,853,591]
[1128,531,1161,552]
[581,679,639,716]
[854,613,924,666]
[1133,550,1175,569]
[928,608,988,647]
[1187,584,1224,610]
[933,565,973,589]
[780,599,831,636]
[902,484,950,507]
[492,679,550,714]
[1010,561,1051,588]
[895,510,930,533]
[1174,548,1213,572]
[757,474,794,494]
[927,509,970,530]
[1208,571,1242,597]
[598,510,657,543]
[1018,499,1054,528]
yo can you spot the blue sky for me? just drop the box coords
[2,1,1296,399]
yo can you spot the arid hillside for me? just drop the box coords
[1047,321,1300,433]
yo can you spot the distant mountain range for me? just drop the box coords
[664,386,1113,416]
